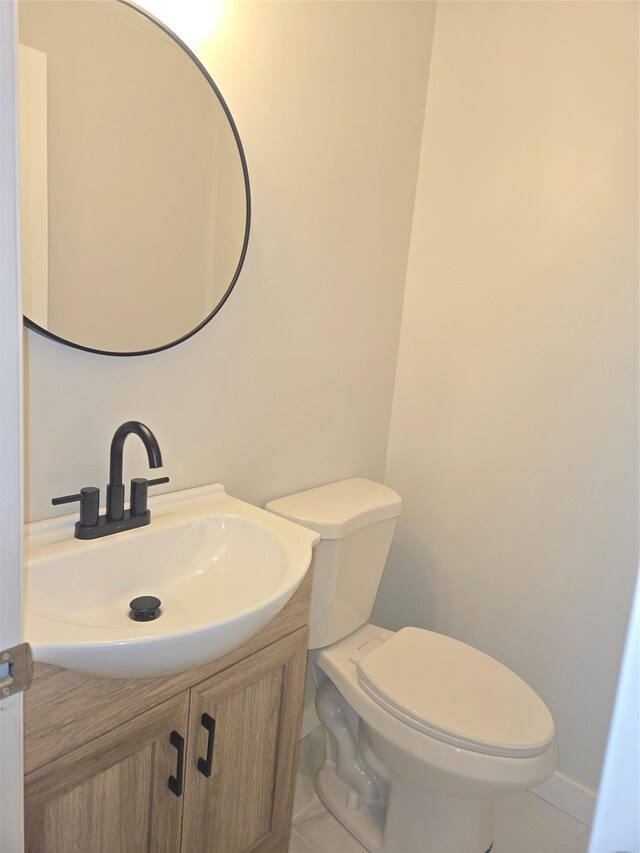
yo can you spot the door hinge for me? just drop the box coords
[0,642,33,698]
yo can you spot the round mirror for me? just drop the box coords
[18,0,250,356]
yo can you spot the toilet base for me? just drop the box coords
[316,763,386,852]
[316,760,494,853]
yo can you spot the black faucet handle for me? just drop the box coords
[52,486,99,505]
[52,492,83,505]
[148,476,170,488]
[52,487,100,527]
[130,476,170,518]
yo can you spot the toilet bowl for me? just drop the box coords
[266,479,558,853]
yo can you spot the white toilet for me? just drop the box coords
[266,478,558,853]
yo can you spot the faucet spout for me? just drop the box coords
[107,421,163,521]
[109,421,163,487]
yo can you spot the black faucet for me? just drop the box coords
[52,421,169,540]
[107,421,163,522]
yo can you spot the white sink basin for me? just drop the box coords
[24,484,319,678]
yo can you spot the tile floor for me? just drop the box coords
[290,728,591,853]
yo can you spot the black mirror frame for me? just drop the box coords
[22,0,251,357]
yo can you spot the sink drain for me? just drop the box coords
[129,596,161,621]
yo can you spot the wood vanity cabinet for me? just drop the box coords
[24,692,189,853]
[181,634,304,853]
[24,570,312,853]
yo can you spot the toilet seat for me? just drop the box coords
[356,627,556,758]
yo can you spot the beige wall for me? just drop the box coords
[376,1,639,793]
[24,2,435,517]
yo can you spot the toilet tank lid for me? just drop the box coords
[265,478,402,539]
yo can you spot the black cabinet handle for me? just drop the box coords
[168,730,184,796]
[197,713,216,778]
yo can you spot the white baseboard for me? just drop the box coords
[530,771,597,827]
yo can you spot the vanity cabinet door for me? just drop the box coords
[181,628,307,853]
[24,692,189,853]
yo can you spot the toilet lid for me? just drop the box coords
[357,628,556,758]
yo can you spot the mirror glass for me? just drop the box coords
[18,0,250,355]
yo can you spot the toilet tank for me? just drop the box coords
[265,478,402,649]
